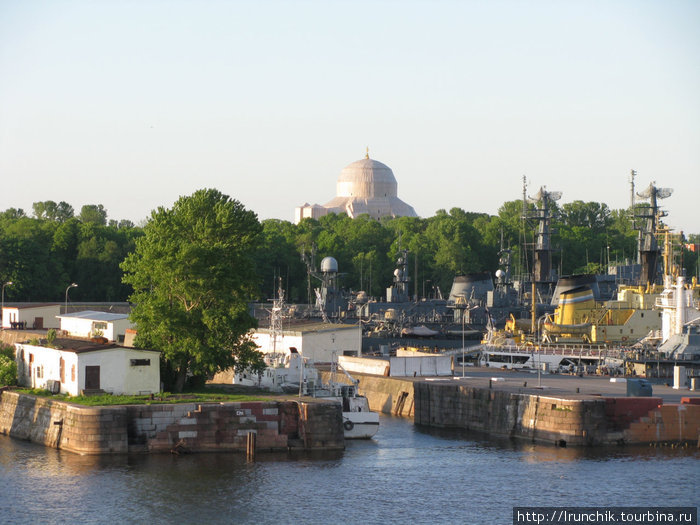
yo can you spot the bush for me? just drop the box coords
[0,343,14,359]
[0,354,17,386]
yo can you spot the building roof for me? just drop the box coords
[56,310,130,322]
[2,303,61,310]
[255,320,359,335]
[17,337,159,354]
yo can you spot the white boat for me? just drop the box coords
[233,351,318,394]
[313,363,379,439]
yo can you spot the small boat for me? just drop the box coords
[314,364,379,439]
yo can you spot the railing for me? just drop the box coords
[481,342,629,359]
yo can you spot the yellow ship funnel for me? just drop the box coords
[557,286,595,325]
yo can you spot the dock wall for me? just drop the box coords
[413,381,700,446]
[414,381,611,446]
[320,371,416,417]
[327,369,700,447]
[0,391,344,455]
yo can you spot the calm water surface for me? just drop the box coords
[1,415,697,525]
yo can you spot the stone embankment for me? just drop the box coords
[339,371,700,447]
[0,390,344,455]
[412,382,700,446]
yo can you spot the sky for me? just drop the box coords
[1,0,698,234]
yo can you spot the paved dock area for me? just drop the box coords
[431,367,700,404]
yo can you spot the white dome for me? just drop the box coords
[323,155,418,220]
[336,158,397,199]
[321,256,338,273]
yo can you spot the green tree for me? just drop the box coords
[79,204,108,225]
[0,343,16,386]
[32,201,74,222]
[0,208,25,220]
[121,189,265,391]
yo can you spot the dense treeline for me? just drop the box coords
[0,202,141,302]
[256,201,699,303]
[0,198,697,304]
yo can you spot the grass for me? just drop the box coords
[12,387,273,406]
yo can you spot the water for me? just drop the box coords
[1,415,697,525]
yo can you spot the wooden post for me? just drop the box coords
[246,431,256,461]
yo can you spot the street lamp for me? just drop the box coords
[1,281,13,329]
[461,306,466,377]
[65,283,78,315]
[536,314,549,387]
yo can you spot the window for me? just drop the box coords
[130,359,150,366]
[93,322,108,330]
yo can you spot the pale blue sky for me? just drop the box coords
[1,0,698,233]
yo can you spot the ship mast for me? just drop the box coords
[635,182,673,287]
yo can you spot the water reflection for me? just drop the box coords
[0,414,697,525]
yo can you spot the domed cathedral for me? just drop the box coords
[294,150,418,224]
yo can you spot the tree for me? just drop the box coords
[32,201,74,222]
[0,208,25,220]
[0,344,17,386]
[121,189,265,391]
[79,204,108,225]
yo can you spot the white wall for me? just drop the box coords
[2,305,61,329]
[59,316,133,341]
[338,355,390,376]
[15,343,160,395]
[253,326,360,364]
[15,344,80,395]
[389,356,453,377]
[78,348,160,395]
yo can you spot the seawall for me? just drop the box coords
[320,371,416,417]
[414,382,700,446]
[0,391,344,455]
[330,370,700,447]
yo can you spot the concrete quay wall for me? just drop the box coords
[320,371,416,417]
[326,367,700,447]
[413,381,700,446]
[0,391,344,455]
[414,382,611,446]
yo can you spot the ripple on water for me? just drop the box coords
[0,415,697,525]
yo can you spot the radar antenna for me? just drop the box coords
[525,186,561,284]
[635,181,674,286]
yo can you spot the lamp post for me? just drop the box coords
[536,314,548,387]
[1,281,13,329]
[65,283,78,315]
[461,306,466,377]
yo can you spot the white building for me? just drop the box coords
[294,153,418,223]
[253,321,360,364]
[15,338,160,396]
[1,303,62,330]
[57,310,134,342]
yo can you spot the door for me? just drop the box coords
[34,317,43,329]
[85,365,100,390]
